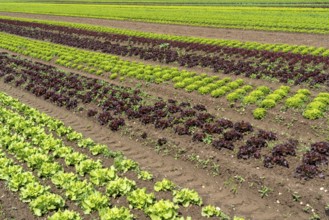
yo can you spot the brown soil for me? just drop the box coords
[0,55,329,219]
[0,12,329,48]
[0,181,36,220]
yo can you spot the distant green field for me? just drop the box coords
[0,3,328,34]
[0,0,328,6]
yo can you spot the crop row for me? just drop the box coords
[0,33,327,121]
[1,53,328,180]
[2,0,328,6]
[0,91,238,219]
[0,18,327,86]
[1,4,329,34]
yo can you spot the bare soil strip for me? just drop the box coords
[0,12,329,48]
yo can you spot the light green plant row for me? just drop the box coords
[285,89,311,109]
[0,92,239,219]
[1,4,329,34]
[1,0,329,6]
[303,92,329,120]
[251,86,290,120]
[0,15,328,57]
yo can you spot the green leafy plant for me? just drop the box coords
[64,180,94,201]
[65,152,87,166]
[106,177,136,198]
[20,182,49,203]
[48,210,82,220]
[309,213,320,220]
[154,179,176,192]
[257,86,271,94]
[29,193,65,216]
[138,170,153,181]
[51,172,78,189]
[292,192,301,202]
[77,138,95,148]
[185,84,199,92]
[99,207,133,220]
[66,131,83,141]
[266,94,282,102]
[242,95,258,104]
[201,205,230,219]
[146,200,179,220]
[0,164,22,181]
[306,101,327,111]
[90,144,109,156]
[89,167,117,186]
[303,108,323,120]
[253,108,267,119]
[201,205,220,218]
[211,88,227,98]
[75,159,102,176]
[198,86,213,95]
[26,153,51,169]
[258,186,272,198]
[285,96,306,108]
[81,191,109,214]
[303,93,329,120]
[173,188,203,207]
[260,99,276,109]
[37,162,62,177]
[297,89,311,96]
[227,81,243,90]
[110,73,118,80]
[114,157,138,173]
[226,92,242,102]
[8,172,36,192]
[127,188,155,210]
[234,217,245,220]
[52,146,73,158]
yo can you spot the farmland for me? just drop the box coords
[1,0,329,7]
[0,4,329,33]
[0,0,328,220]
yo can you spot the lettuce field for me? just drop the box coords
[0,1,328,220]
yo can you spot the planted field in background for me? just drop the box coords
[0,4,329,33]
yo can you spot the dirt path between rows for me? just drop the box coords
[0,12,329,48]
